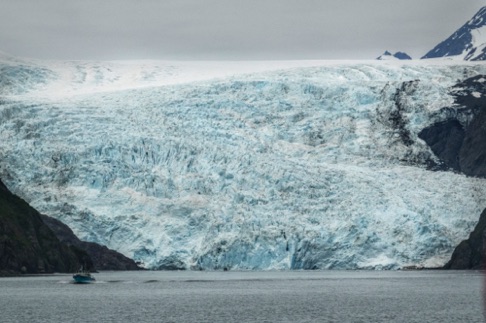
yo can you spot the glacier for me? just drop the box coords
[1,56,486,270]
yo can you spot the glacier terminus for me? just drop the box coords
[0,55,485,270]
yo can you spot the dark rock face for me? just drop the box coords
[444,209,486,269]
[376,51,412,60]
[390,80,418,146]
[393,52,412,60]
[419,75,486,177]
[458,105,486,177]
[0,179,91,276]
[40,214,141,271]
[0,176,139,275]
[419,75,486,269]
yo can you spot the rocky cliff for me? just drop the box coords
[0,177,140,275]
[443,209,486,269]
[419,75,486,269]
[419,75,486,176]
[40,214,141,271]
[376,51,412,60]
[0,179,92,276]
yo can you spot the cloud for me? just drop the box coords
[0,0,484,60]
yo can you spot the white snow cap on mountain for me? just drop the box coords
[376,51,412,60]
[423,7,486,60]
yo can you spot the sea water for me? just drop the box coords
[0,270,484,322]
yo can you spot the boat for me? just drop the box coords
[72,267,95,284]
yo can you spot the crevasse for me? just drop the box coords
[1,59,486,269]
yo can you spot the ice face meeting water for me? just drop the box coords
[1,57,485,270]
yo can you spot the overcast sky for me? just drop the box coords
[1,0,485,60]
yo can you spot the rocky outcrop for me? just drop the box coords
[0,176,140,275]
[419,75,486,269]
[418,119,465,171]
[40,214,141,271]
[419,75,486,176]
[0,179,92,276]
[390,80,418,147]
[444,209,486,269]
[376,51,412,60]
[458,103,486,178]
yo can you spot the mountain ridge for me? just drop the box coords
[422,6,486,60]
[418,74,486,269]
[0,175,141,275]
[40,214,142,271]
[376,51,412,60]
[0,178,92,275]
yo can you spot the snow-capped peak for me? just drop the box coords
[422,6,486,60]
[376,51,412,60]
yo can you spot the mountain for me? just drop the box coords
[40,214,141,270]
[444,209,486,269]
[0,174,140,274]
[419,75,486,177]
[376,51,412,60]
[422,7,486,60]
[0,178,92,275]
[419,75,486,269]
[1,57,486,270]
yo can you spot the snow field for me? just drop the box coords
[1,58,486,269]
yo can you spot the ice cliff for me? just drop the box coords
[1,57,485,270]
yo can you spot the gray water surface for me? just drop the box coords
[0,270,484,322]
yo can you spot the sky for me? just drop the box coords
[1,0,485,60]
